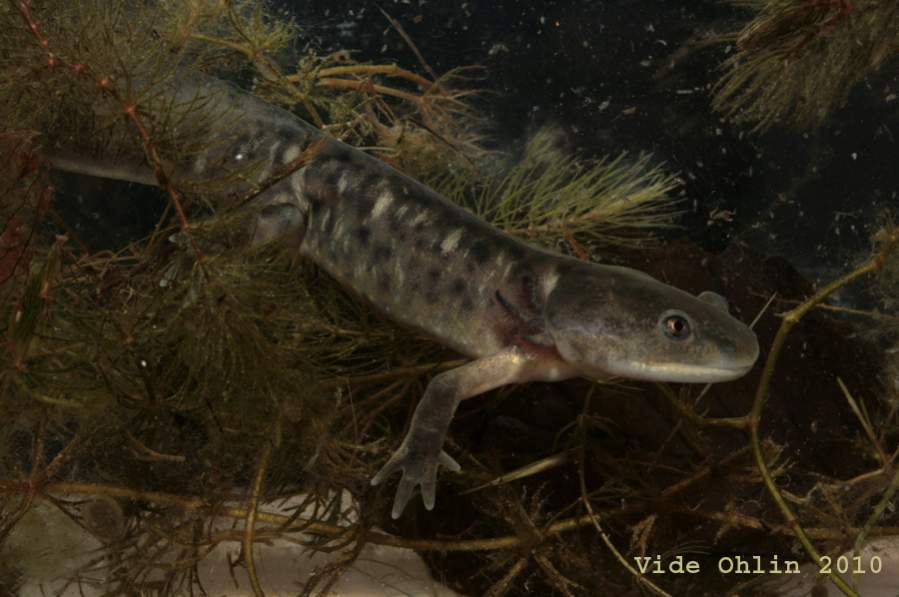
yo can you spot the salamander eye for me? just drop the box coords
[662,314,690,340]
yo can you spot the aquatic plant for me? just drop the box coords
[2,1,897,597]
[713,0,899,131]
[0,0,687,595]
[435,127,682,255]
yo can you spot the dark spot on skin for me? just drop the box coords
[373,243,393,262]
[324,170,342,190]
[507,264,531,285]
[356,226,371,247]
[326,149,353,164]
[276,126,296,142]
[469,239,491,265]
[388,181,408,201]
[521,273,534,291]
[424,289,439,304]
[427,268,441,284]
[352,196,373,218]
[233,134,251,150]
[460,296,474,312]
[377,273,391,292]
[506,243,526,261]
[359,173,383,199]
[449,278,466,295]
[304,170,339,206]
[414,237,429,251]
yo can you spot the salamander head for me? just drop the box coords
[543,265,759,383]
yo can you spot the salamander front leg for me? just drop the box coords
[371,347,534,519]
[249,202,306,249]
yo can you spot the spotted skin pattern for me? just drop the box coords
[52,74,760,519]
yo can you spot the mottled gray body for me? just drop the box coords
[49,73,760,519]
[298,142,563,358]
[173,76,564,360]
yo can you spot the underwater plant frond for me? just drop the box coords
[436,127,682,251]
[141,0,490,177]
[153,0,299,66]
[713,0,899,131]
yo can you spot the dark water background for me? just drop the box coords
[283,0,899,295]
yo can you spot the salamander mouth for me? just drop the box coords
[596,359,756,384]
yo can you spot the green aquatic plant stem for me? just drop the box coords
[1,463,889,550]
[312,64,433,89]
[188,17,471,129]
[243,436,273,597]
[655,382,748,429]
[837,377,887,465]
[748,226,899,597]
[316,359,466,390]
[0,479,599,551]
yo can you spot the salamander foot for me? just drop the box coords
[371,440,461,519]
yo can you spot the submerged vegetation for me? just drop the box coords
[0,1,898,597]
[439,127,682,255]
[713,0,899,131]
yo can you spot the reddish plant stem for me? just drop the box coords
[15,0,208,276]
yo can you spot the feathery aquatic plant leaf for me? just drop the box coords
[713,0,899,131]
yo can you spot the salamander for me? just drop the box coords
[47,73,760,519]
